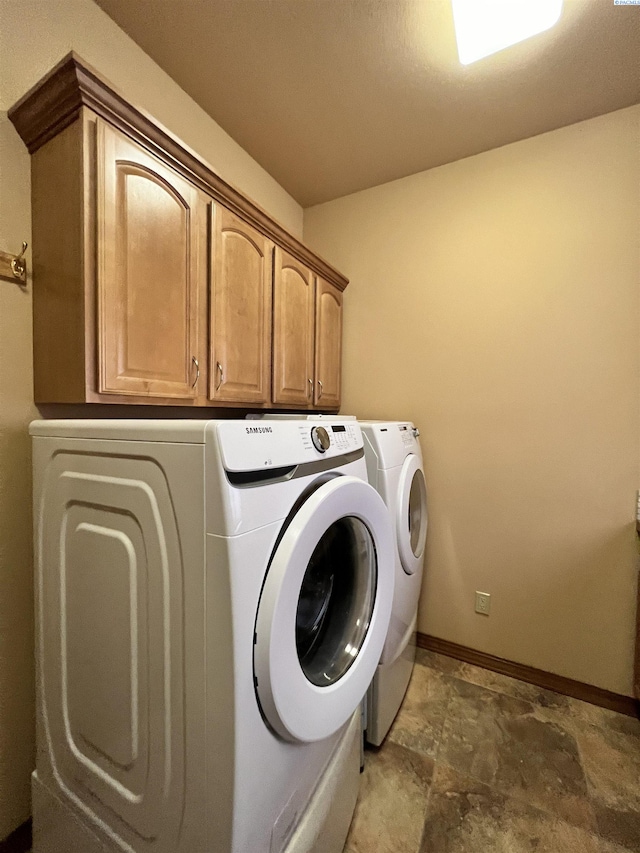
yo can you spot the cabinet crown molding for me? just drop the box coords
[8,52,348,292]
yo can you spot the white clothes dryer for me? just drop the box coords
[30,418,394,853]
[358,421,428,746]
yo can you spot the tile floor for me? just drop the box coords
[344,649,640,853]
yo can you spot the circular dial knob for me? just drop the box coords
[310,425,331,453]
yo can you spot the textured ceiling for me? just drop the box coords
[95,0,640,207]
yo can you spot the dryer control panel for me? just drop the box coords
[398,423,416,448]
[359,421,422,470]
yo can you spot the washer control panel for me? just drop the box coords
[217,419,362,471]
[298,421,360,455]
[328,422,359,452]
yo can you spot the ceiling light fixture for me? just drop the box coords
[452,0,564,65]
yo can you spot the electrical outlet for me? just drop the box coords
[475,591,491,615]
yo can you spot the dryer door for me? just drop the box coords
[254,476,394,743]
[396,455,428,575]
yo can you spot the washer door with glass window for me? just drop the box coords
[396,455,428,575]
[254,475,394,744]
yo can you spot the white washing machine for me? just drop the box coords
[249,416,428,746]
[358,422,428,746]
[30,418,394,853]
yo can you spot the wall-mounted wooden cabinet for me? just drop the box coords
[314,277,343,409]
[209,206,273,405]
[272,249,315,407]
[272,250,343,410]
[9,53,347,410]
[98,121,206,400]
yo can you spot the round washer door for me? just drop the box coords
[254,475,394,743]
[396,455,428,575]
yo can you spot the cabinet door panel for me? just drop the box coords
[97,121,201,398]
[272,248,314,406]
[210,207,273,402]
[314,278,342,409]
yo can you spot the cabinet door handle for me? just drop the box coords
[308,378,313,398]
[317,379,323,400]
[191,357,200,389]
[216,361,224,391]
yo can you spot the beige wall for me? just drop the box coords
[0,0,301,837]
[304,105,640,699]
[0,111,38,839]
